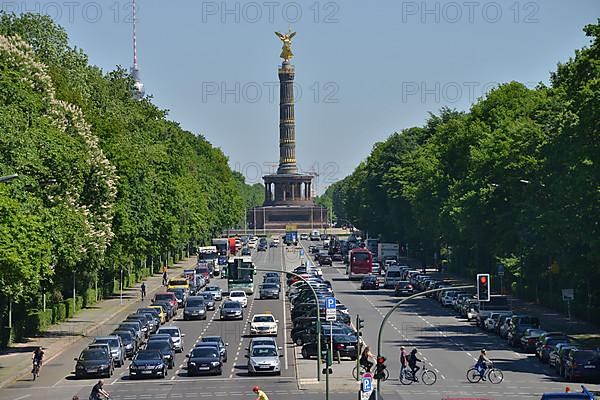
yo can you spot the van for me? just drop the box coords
[384,265,403,289]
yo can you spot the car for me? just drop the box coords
[186,346,223,376]
[137,307,163,327]
[508,315,541,347]
[200,292,216,310]
[74,348,114,378]
[300,233,309,240]
[184,296,208,320]
[258,242,268,251]
[167,287,186,307]
[371,262,381,275]
[112,330,138,359]
[201,336,228,362]
[241,247,251,256]
[153,301,175,320]
[92,336,126,367]
[148,333,175,347]
[301,327,359,360]
[318,254,332,266]
[394,281,413,296]
[259,283,280,299]
[128,350,168,379]
[156,326,185,353]
[360,275,379,290]
[269,241,278,248]
[539,336,572,363]
[204,286,223,301]
[126,313,154,335]
[549,343,578,373]
[293,323,355,347]
[499,317,513,339]
[228,290,248,308]
[144,339,175,368]
[246,345,282,375]
[564,350,600,382]
[117,321,144,342]
[153,292,178,310]
[247,337,280,354]
[540,385,598,399]
[147,305,167,324]
[248,240,257,249]
[520,328,547,353]
[249,313,278,336]
[220,300,244,320]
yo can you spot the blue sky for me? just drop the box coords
[8,0,599,192]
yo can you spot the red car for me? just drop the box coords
[153,292,178,310]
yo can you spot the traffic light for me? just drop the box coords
[477,273,490,301]
[374,356,387,380]
[357,315,365,336]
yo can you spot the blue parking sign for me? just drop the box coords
[325,297,336,309]
[362,376,372,392]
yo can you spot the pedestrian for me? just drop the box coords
[399,345,407,379]
[72,396,79,400]
[141,282,146,300]
[162,271,168,286]
[252,385,269,400]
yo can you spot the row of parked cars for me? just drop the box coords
[285,264,358,361]
[398,268,600,384]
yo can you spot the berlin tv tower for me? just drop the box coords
[130,0,145,99]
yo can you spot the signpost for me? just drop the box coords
[562,289,574,320]
[497,263,505,294]
[361,372,374,400]
[325,297,336,321]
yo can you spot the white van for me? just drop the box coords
[384,265,403,289]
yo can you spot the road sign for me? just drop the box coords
[562,288,574,301]
[497,263,505,276]
[325,297,336,321]
[362,374,373,392]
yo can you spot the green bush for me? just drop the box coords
[65,299,74,318]
[53,302,66,323]
[83,289,97,307]
[23,309,53,334]
[76,295,83,312]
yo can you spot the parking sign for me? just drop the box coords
[325,297,336,321]
[362,376,372,392]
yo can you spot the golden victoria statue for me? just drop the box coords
[275,28,296,61]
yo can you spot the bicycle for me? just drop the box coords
[466,365,503,384]
[399,365,437,385]
[352,364,389,381]
[31,360,41,381]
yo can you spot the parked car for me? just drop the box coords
[520,328,547,353]
[499,317,513,339]
[301,329,358,360]
[549,343,577,374]
[537,333,571,363]
[128,350,167,379]
[360,275,379,290]
[508,315,541,347]
[74,348,114,378]
[563,350,600,382]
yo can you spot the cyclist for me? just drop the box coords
[252,385,269,400]
[32,347,44,376]
[359,346,375,372]
[399,346,407,379]
[89,379,110,400]
[408,348,421,381]
[475,349,492,381]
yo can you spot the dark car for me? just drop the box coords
[74,348,114,378]
[113,330,138,358]
[184,296,208,320]
[538,334,571,363]
[520,328,547,353]
[360,276,379,290]
[394,281,414,296]
[241,247,251,256]
[301,329,359,360]
[186,346,223,376]
[549,343,578,376]
[258,242,268,251]
[259,283,280,299]
[200,292,216,310]
[564,350,600,382]
[508,315,541,347]
[167,288,186,307]
[263,278,281,292]
[128,350,168,379]
[220,300,243,320]
[154,300,175,320]
[117,321,144,343]
[145,340,175,369]
[201,336,228,362]
[318,254,332,266]
[293,323,354,346]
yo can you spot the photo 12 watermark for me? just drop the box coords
[232,161,340,185]
[201,81,339,104]
[200,1,339,24]
[0,1,140,24]
[401,81,539,104]
[401,2,540,24]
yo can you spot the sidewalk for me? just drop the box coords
[0,257,197,388]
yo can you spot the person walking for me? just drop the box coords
[399,346,407,379]
[141,282,146,300]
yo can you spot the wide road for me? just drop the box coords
[298,239,600,400]
[0,245,352,400]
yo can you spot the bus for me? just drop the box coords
[198,246,219,275]
[227,256,255,295]
[346,248,373,280]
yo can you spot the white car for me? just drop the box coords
[249,314,278,336]
[248,240,257,249]
[228,290,248,308]
[271,236,280,245]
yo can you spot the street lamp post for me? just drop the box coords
[0,174,18,183]
[376,285,474,399]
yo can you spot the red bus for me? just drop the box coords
[228,237,237,255]
[347,248,373,280]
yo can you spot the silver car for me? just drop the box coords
[92,336,125,367]
[204,286,223,301]
[246,345,281,375]
[156,326,184,352]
